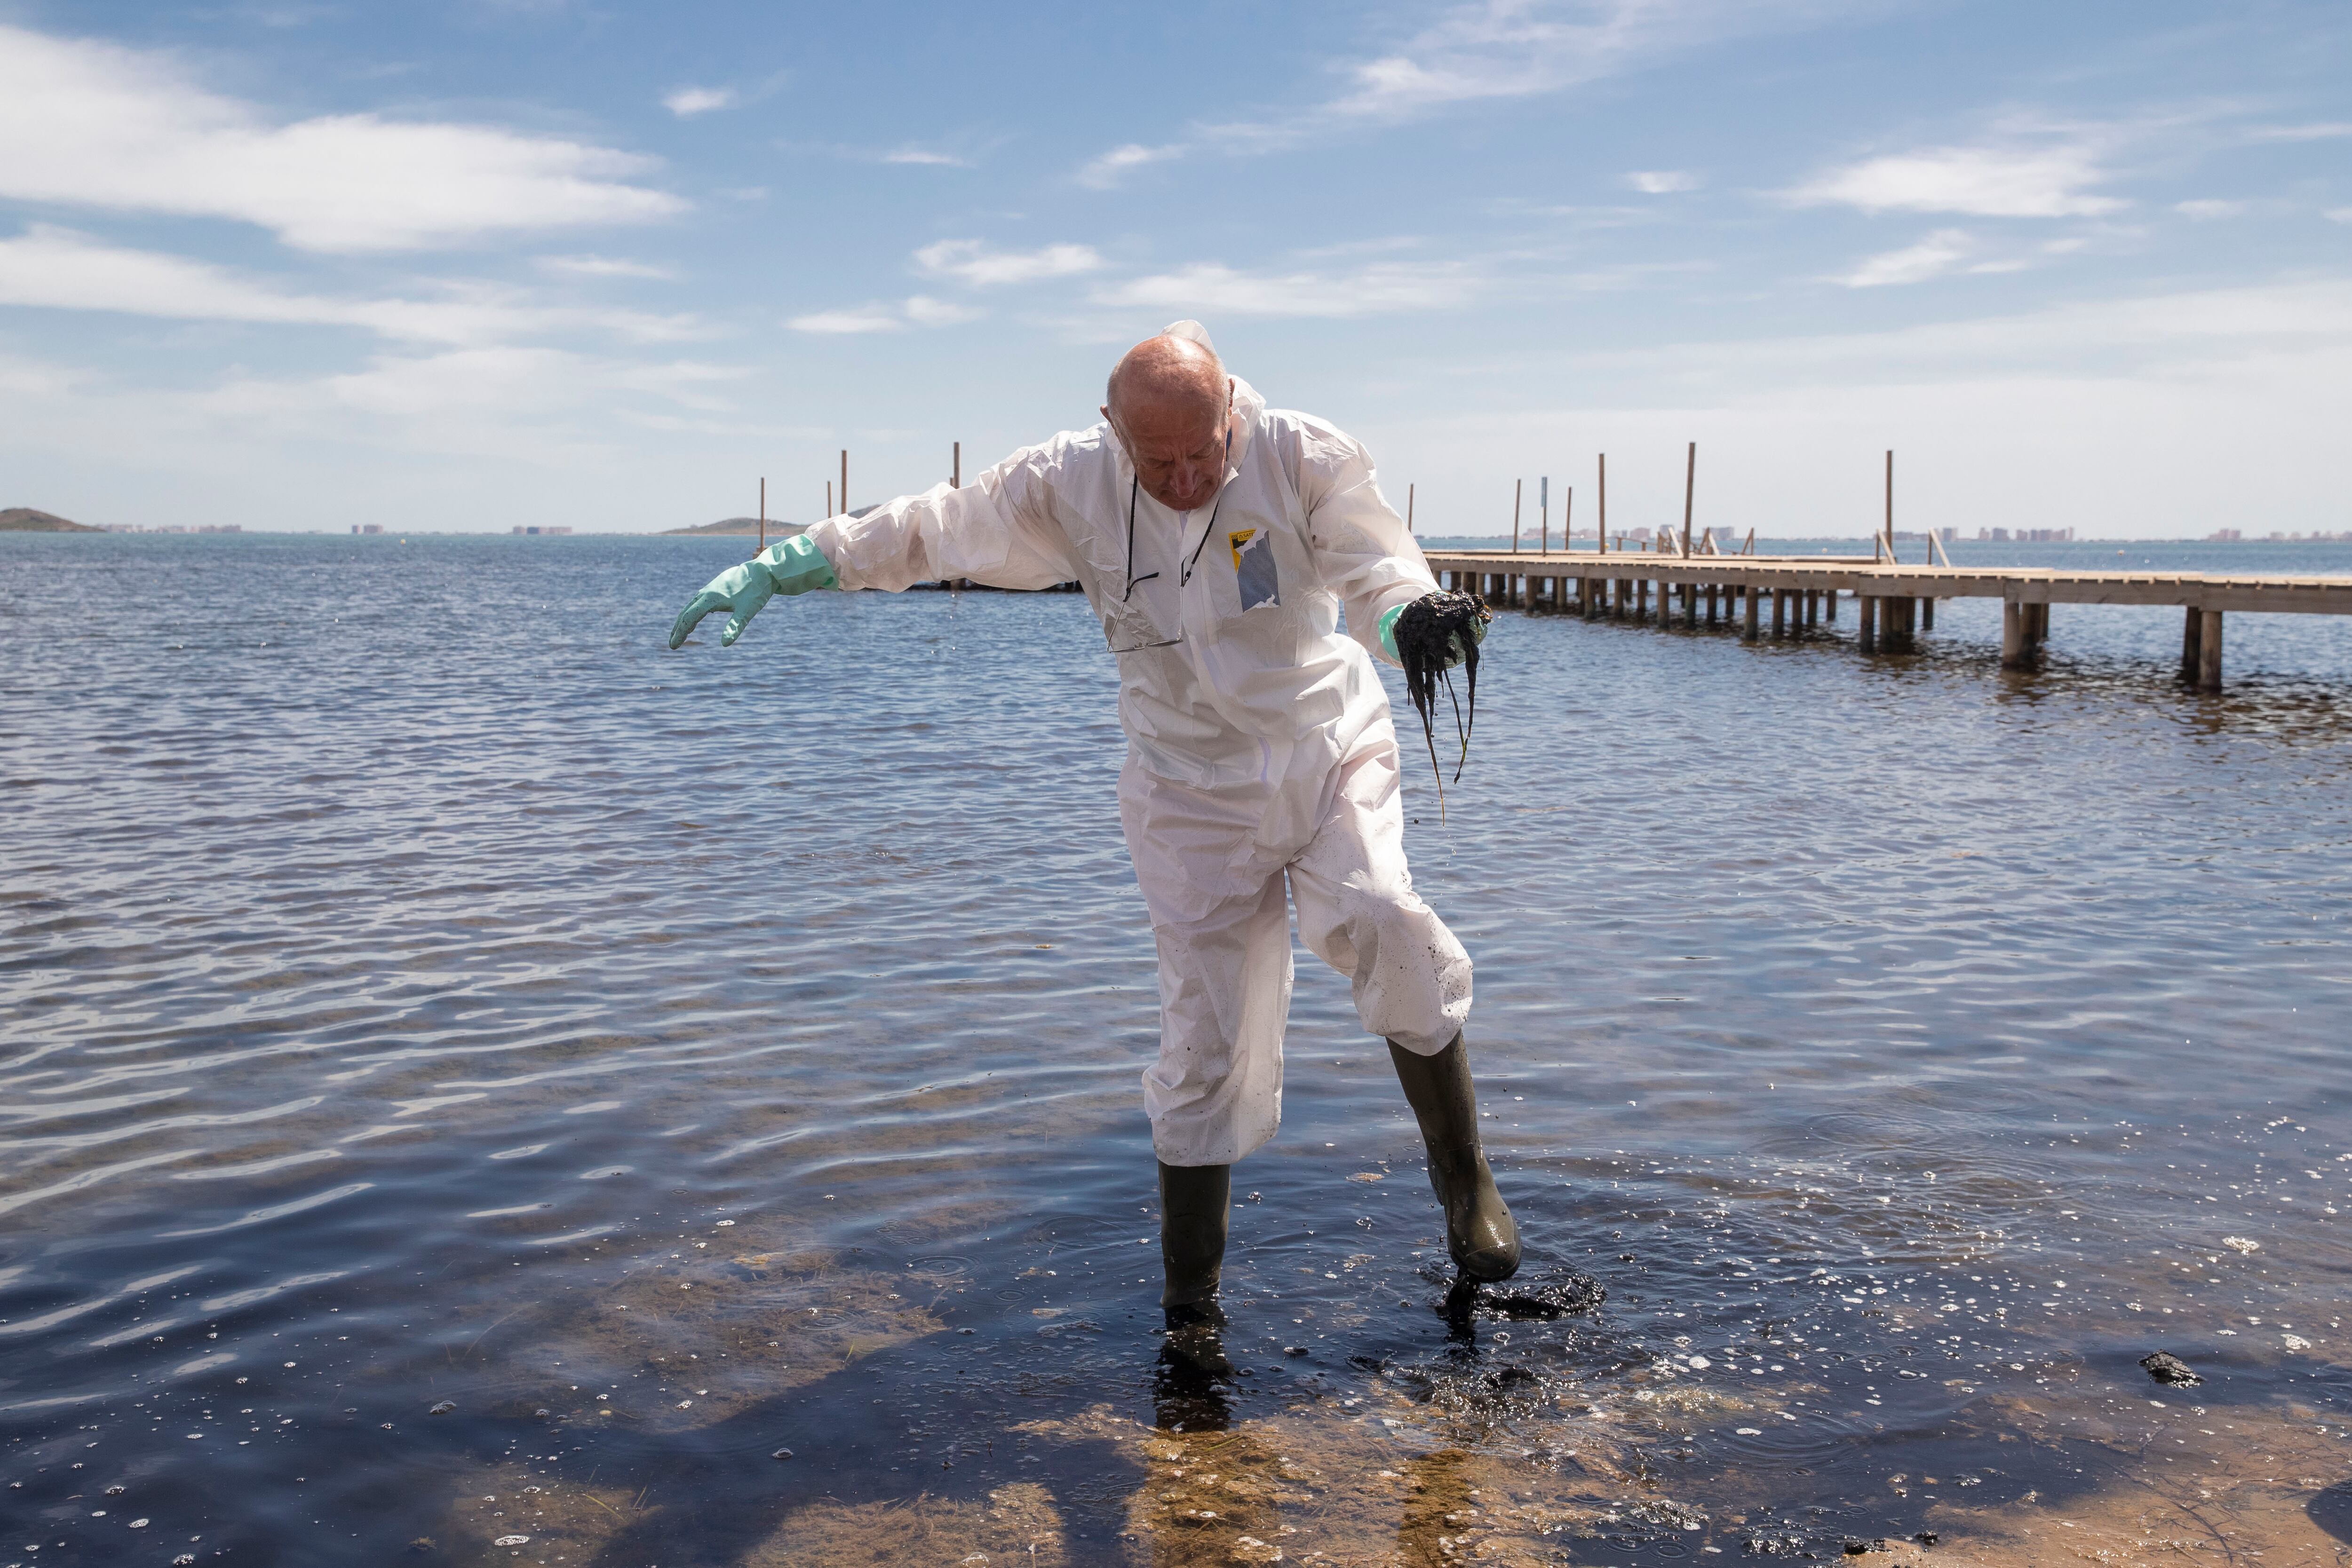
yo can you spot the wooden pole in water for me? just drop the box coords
[2198,609,2224,691]
[1407,483,1415,533]
[1512,479,1522,554]
[825,480,832,517]
[953,442,961,488]
[1682,441,1696,557]
[1540,476,1549,555]
[1564,486,1573,554]
[1884,449,1895,561]
[840,449,849,517]
[759,477,766,553]
[1597,453,1608,555]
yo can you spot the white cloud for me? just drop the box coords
[1364,280,2352,542]
[901,294,983,326]
[786,305,905,335]
[785,295,985,334]
[0,22,684,253]
[1321,0,1824,121]
[1073,3,1872,178]
[2245,121,2352,143]
[882,148,969,167]
[1838,228,1977,287]
[1627,170,1698,193]
[1192,0,1869,154]
[0,226,706,345]
[1089,258,1483,318]
[2329,207,2352,225]
[662,86,735,117]
[0,339,757,493]
[1075,143,1186,189]
[1786,139,2122,218]
[2173,199,2247,221]
[914,239,1105,287]
[537,254,678,280]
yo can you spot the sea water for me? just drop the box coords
[4,531,2350,1565]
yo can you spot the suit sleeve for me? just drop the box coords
[1292,418,1438,666]
[803,443,1079,593]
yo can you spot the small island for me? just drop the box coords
[0,507,102,532]
[662,516,807,537]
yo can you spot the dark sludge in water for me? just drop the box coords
[1421,1260,1607,1323]
[1381,1356,1552,1419]
[2140,1350,2203,1386]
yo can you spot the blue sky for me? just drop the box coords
[0,0,2345,537]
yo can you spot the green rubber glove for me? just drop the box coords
[1380,598,1488,666]
[667,534,838,649]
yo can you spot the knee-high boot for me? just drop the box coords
[1158,1159,1231,1318]
[1388,1034,1521,1282]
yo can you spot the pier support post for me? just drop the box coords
[1744,585,1760,641]
[2180,606,2201,680]
[2001,600,2027,668]
[1771,589,1786,639]
[2198,610,2223,692]
[1685,581,1699,629]
[1922,596,1935,632]
[1826,588,1838,623]
[1859,595,1878,653]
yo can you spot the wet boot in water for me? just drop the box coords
[1389,1034,1521,1282]
[1158,1159,1232,1373]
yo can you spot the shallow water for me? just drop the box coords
[4,531,2351,1567]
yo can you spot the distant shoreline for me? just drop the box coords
[0,507,101,532]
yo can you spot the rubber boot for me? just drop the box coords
[1389,1034,1521,1282]
[1158,1160,1231,1319]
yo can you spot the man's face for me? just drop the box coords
[1103,381,1232,512]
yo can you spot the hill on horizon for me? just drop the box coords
[0,507,101,532]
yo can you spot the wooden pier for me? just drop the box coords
[1421,549,2352,692]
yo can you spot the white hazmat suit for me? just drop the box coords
[803,334,1471,1166]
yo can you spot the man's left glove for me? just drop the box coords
[1379,592,1490,667]
[667,534,839,649]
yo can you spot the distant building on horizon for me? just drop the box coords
[1978,527,2074,542]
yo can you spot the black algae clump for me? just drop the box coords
[1394,590,1492,819]
[2140,1350,2203,1386]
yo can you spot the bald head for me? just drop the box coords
[1106,333,1226,423]
[1102,333,1235,511]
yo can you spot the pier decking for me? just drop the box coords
[1420,549,2352,691]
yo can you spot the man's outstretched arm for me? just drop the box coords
[667,446,1077,649]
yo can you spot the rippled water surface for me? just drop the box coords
[5,532,2352,1567]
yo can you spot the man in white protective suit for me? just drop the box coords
[667,321,1519,1339]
